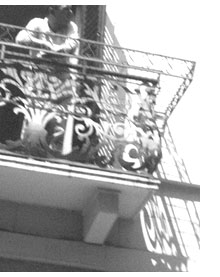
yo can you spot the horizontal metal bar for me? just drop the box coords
[0,51,159,85]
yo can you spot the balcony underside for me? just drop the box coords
[0,153,159,219]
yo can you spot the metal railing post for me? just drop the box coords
[0,44,5,60]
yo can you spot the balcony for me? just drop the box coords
[0,23,195,244]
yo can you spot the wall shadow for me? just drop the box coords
[140,185,200,271]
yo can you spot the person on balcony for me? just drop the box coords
[15,5,79,66]
[15,5,80,156]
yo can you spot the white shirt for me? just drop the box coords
[16,17,79,65]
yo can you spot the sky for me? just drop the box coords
[105,0,219,186]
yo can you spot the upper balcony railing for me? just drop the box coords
[0,23,195,177]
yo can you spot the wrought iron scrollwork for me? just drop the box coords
[0,61,162,174]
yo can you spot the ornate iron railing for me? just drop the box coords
[0,23,195,177]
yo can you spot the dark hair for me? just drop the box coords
[49,5,77,15]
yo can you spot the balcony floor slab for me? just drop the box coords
[0,153,159,219]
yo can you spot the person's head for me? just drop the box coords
[48,5,76,28]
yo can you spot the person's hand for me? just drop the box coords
[41,41,54,51]
[40,42,60,58]
[41,44,61,59]
[54,39,78,54]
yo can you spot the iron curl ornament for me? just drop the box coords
[0,61,162,175]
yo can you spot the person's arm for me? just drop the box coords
[16,18,53,50]
[53,22,79,54]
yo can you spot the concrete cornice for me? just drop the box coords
[0,230,188,272]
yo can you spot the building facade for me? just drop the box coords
[0,5,199,271]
